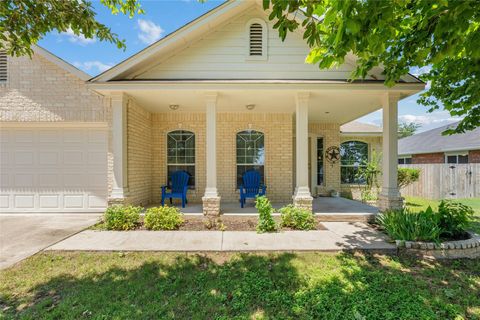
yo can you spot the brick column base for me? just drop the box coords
[293,196,313,212]
[108,198,128,206]
[377,194,403,211]
[202,196,221,217]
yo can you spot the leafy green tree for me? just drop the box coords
[0,0,143,56]
[264,0,480,134]
[398,122,420,139]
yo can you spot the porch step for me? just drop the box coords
[315,213,377,223]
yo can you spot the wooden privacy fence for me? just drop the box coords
[399,164,480,199]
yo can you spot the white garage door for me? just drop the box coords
[0,125,108,213]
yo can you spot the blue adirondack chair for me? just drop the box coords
[161,171,190,208]
[239,170,266,208]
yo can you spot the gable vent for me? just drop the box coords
[0,51,7,82]
[249,23,263,56]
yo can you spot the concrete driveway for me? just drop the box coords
[0,214,100,270]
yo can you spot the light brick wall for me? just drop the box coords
[126,101,152,206]
[151,113,207,203]
[309,123,341,195]
[217,113,293,202]
[0,53,108,122]
[339,135,383,199]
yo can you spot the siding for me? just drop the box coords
[137,8,385,81]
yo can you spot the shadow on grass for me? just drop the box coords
[1,252,479,319]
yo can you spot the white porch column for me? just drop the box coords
[110,92,129,203]
[293,92,313,211]
[378,93,403,211]
[202,92,221,216]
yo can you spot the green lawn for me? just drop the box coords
[405,197,480,233]
[1,252,479,319]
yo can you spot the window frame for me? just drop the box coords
[166,130,196,189]
[245,18,268,61]
[0,51,7,84]
[317,137,325,186]
[445,152,469,164]
[236,129,265,189]
[340,140,369,185]
[398,156,412,165]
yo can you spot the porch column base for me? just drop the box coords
[108,188,129,206]
[293,187,313,212]
[377,191,403,212]
[202,196,221,217]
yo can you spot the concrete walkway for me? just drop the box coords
[0,214,100,269]
[47,222,395,252]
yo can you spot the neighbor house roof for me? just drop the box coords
[340,121,382,136]
[398,122,480,155]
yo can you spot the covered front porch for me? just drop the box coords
[91,81,424,215]
[150,196,378,222]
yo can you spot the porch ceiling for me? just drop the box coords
[108,89,386,124]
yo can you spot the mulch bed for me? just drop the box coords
[93,215,327,231]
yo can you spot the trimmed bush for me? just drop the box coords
[377,207,442,242]
[255,196,277,233]
[397,168,420,189]
[438,200,474,238]
[104,205,142,230]
[144,206,184,230]
[279,204,316,230]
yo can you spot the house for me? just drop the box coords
[398,122,480,164]
[0,0,425,214]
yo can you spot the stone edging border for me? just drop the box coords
[395,232,480,259]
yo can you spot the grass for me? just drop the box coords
[1,252,479,319]
[405,197,480,233]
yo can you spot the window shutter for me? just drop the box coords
[0,51,7,82]
[249,23,263,56]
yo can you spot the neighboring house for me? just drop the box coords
[398,122,480,164]
[0,0,425,214]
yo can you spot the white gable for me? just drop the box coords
[130,8,383,81]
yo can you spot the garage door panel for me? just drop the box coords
[14,151,34,165]
[0,195,9,208]
[1,126,107,213]
[14,174,35,187]
[14,194,35,208]
[38,152,59,165]
[39,194,60,209]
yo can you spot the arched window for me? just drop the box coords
[167,130,195,188]
[246,19,267,60]
[236,130,265,188]
[340,141,368,184]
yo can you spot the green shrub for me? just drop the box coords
[397,168,420,189]
[255,196,277,233]
[377,206,442,242]
[104,205,142,230]
[438,200,474,238]
[144,206,184,230]
[279,204,316,230]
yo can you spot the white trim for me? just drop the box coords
[33,45,90,81]
[245,18,268,61]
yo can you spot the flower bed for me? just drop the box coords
[396,232,480,259]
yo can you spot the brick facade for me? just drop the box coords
[0,53,108,123]
[126,101,152,206]
[412,152,445,164]
[469,150,480,163]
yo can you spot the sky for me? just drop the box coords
[38,0,462,133]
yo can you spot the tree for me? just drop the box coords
[397,168,420,189]
[398,122,420,139]
[263,0,480,135]
[0,0,143,57]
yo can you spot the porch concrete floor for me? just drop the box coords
[157,197,378,221]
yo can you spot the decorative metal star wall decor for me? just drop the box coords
[325,146,340,164]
